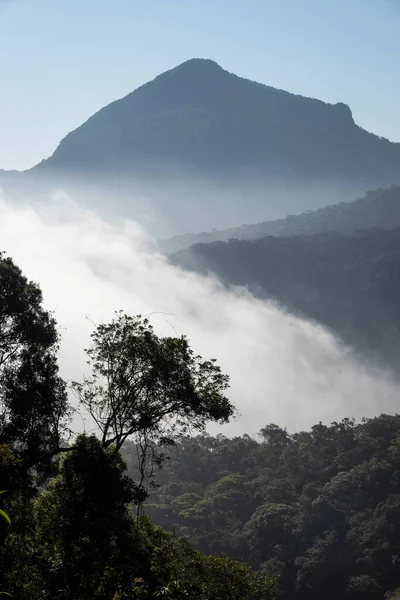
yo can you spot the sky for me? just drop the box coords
[1,0,400,170]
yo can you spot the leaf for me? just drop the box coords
[0,509,10,525]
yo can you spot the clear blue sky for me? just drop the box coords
[1,0,400,170]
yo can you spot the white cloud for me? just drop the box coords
[0,189,398,436]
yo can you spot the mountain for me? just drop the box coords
[33,58,400,184]
[3,58,393,234]
[171,225,400,363]
[161,185,400,252]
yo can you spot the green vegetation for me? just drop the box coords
[2,221,400,598]
[129,417,400,600]
[1,435,277,599]
[0,252,277,599]
[72,312,233,455]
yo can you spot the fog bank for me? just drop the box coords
[0,189,398,436]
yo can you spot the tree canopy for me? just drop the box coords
[2,249,400,599]
[136,415,400,600]
[0,255,259,599]
[73,312,234,455]
[0,253,70,480]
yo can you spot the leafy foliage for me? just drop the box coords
[9,435,143,599]
[0,256,262,599]
[72,312,234,507]
[2,250,400,599]
[129,522,279,600]
[2,436,278,600]
[0,254,72,592]
[0,252,70,480]
[0,493,10,526]
[134,415,400,600]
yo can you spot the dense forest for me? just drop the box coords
[163,185,400,252]
[172,220,400,364]
[124,415,400,600]
[0,253,277,599]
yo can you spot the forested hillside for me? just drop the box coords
[122,415,400,600]
[0,253,277,599]
[172,224,400,362]
[163,185,400,252]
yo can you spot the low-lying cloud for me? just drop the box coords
[0,189,398,436]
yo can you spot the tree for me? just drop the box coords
[72,312,234,462]
[260,424,291,448]
[4,435,278,600]
[0,253,70,480]
[0,254,71,594]
[135,523,279,600]
[18,435,146,599]
[347,574,380,599]
[140,415,400,600]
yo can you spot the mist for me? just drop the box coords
[0,189,398,437]
[0,167,370,239]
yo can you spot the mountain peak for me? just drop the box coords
[149,57,230,90]
[33,58,400,188]
[172,58,224,72]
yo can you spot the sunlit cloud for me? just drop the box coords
[0,189,398,436]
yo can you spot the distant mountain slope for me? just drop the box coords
[2,59,400,235]
[171,226,400,363]
[32,58,400,186]
[162,185,400,252]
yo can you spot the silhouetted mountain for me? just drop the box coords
[171,225,400,364]
[33,58,400,185]
[3,59,400,235]
[162,185,400,252]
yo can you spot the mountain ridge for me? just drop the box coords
[171,223,400,364]
[161,185,400,252]
[29,58,400,183]
[2,59,400,236]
